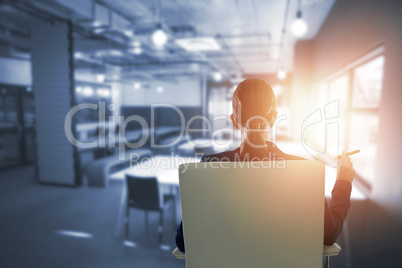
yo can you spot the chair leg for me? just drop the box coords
[145,211,150,246]
[172,198,177,230]
[158,209,164,245]
[324,256,330,268]
[125,207,130,239]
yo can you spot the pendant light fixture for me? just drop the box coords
[291,0,308,37]
[152,0,168,47]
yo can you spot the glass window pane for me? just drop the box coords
[352,56,384,108]
[348,113,379,184]
[327,75,349,157]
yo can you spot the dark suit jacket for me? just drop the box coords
[176,142,352,252]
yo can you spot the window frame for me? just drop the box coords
[312,45,385,192]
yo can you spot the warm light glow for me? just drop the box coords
[152,29,168,46]
[213,72,223,82]
[133,82,141,90]
[277,70,287,80]
[291,18,308,37]
[96,74,105,83]
[272,85,283,95]
[157,86,164,93]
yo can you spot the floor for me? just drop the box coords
[1,148,399,268]
[0,166,185,268]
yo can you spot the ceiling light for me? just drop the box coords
[277,70,287,80]
[124,29,134,37]
[175,37,221,51]
[131,47,142,55]
[157,86,164,93]
[76,86,82,93]
[96,74,105,83]
[97,88,110,97]
[152,28,168,47]
[83,87,94,96]
[291,10,308,37]
[103,89,111,97]
[133,82,141,90]
[213,72,223,82]
[74,52,84,59]
[93,27,106,34]
[96,50,124,58]
[133,41,141,47]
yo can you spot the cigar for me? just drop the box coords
[334,149,360,159]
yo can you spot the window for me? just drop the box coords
[311,48,385,188]
[352,56,384,109]
[348,113,379,184]
[327,75,349,157]
[348,55,384,185]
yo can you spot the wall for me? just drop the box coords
[119,75,201,107]
[292,0,402,266]
[312,0,402,219]
[290,40,314,143]
[0,57,31,86]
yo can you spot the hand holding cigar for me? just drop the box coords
[334,149,360,159]
[335,150,358,183]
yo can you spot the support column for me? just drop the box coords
[31,19,80,186]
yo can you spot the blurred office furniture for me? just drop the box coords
[151,126,183,155]
[178,161,327,268]
[86,148,152,187]
[176,138,241,157]
[74,81,112,123]
[172,243,341,268]
[323,243,342,268]
[176,138,212,156]
[0,85,36,170]
[112,155,199,236]
[125,175,176,245]
[119,106,203,154]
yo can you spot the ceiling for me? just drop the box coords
[0,0,336,80]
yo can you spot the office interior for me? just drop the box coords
[0,0,401,267]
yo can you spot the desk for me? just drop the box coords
[111,152,366,237]
[111,155,200,236]
[177,138,240,155]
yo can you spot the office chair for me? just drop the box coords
[172,244,341,268]
[125,175,176,245]
[175,161,342,268]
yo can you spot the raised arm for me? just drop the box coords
[324,151,355,245]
